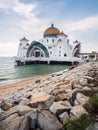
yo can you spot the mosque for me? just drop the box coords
[16,23,81,65]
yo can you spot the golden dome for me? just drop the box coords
[44,24,60,37]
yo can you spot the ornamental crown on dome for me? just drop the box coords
[43,23,60,37]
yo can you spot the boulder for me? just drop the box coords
[0,105,32,121]
[3,90,26,105]
[70,105,88,118]
[0,113,21,130]
[18,115,29,130]
[56,93,71,101]
[50,101,72,115]
[37,110,64,130]
[58,112,69,124]
[29,109,38,129]
[78,77,88,86]
[28,93,55,109]
[74,93,89,105]
[1,100,12,110]
[86,123,98,130]
[18,106,32,116]
[19,98,29,106]
[73,83,83,89]
[0,113,29,130]
[83,86,92,91]
[83,76,94,83]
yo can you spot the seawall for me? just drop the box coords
[0,62,98,130]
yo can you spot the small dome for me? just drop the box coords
[44,24,60,37]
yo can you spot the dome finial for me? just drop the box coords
[51,22,54,28]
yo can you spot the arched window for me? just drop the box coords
[26,43,29,46]
[64,53,67,57]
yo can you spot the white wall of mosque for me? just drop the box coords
[16,24,81,61]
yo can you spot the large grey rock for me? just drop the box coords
[29,109,38,129]
[0,113,29,130]
[0,113,21,130]
[19,114,29,130]
[0,105,32,121]
[83,76,94,83]
[74,93,89,105]
[19,98,29,106]
[3,90,26,104]
[58,112,69,124]
[78,77,88,86]
[37,110,64,130]
[50,101,72,115]
[28,93,55,109]
[18,106,32,116]
[83,86,92,91]
[70,105,88,118]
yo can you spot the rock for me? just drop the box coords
[86,123,98,130]
[29,109,38,129]
[28,93,55,109]
[37,110,64,130]
[73,83,83,89]
[83,76,94,83]
[70,105,88,118]
[58,112,69,124]
[0,113,29,130]
[50,101,72,115]
[0,108,4,114]
[74,93,89,105]
[83,86,92,91]
[19,98,29,106]
[25,92,32,99]
[1,100,12,110]
[52,88,66,96]
[18,106,32,116]
[0,113,21,130]
[35,80,41,83]
[0,105,32,121]
[3,90,26,105]
[78,77,88,86]
[56,93,71,101]
[18,115,29,130]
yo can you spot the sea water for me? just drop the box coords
[0,57,69,85]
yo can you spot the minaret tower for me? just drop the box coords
[17,37,29,59]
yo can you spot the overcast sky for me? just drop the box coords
[0,0,98,56]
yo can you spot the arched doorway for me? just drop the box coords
[26,41,50,58]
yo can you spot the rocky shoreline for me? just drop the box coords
[0,62,98,130]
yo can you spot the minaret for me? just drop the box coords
[51,22,54,28]
[17,37,29,59]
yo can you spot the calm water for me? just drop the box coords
[0,57,69,85]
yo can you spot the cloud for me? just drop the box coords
[0,0,48,32]
[63,16,98,32]
[0,42,18,56]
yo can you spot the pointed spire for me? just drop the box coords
[20,37,29,41]
[51,22,54,28]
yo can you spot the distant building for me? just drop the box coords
[16,24,81,65]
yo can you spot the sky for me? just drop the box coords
[0,0,98,56]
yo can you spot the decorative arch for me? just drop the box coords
[72,44,80,57]
[26,41,49,58]
[57,39,62,43]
